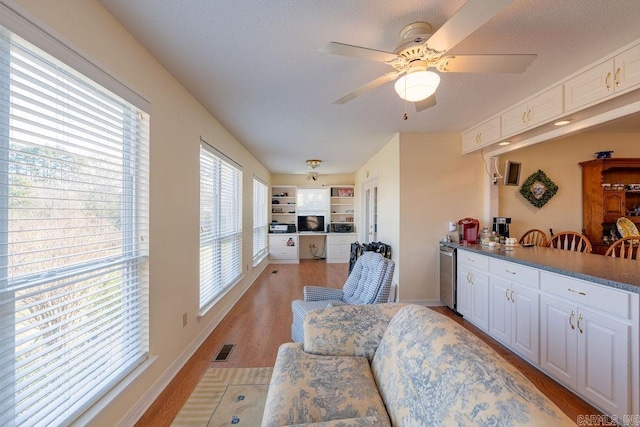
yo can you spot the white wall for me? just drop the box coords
[9,1,270,425]
[398,133,485,303]
[355,134,401,295]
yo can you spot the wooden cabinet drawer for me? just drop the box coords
[540,271,630,318]
[490,259,539,288]
[457,250,489,271]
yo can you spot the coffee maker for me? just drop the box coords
[492,217,511,238]
[457,218,480,244]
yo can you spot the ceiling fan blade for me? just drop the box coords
[440,54,537,73]
[320,41,399,63]
[332,71,402,105]
[415,95,437,112]
[427,0,516,52]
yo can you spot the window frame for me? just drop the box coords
[0,16,149,426]
[199,142,243,312]
[252,177,268,266]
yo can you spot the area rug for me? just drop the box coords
[171,367,273,427]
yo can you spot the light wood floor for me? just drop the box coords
[136,259,598,426]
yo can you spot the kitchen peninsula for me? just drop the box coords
[446,242,639,422]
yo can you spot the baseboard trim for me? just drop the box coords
[398,299,444,307]
[118,261,268,426]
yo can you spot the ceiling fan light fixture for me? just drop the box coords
[394,70,440,102]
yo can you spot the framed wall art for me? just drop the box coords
[519,169,558,208]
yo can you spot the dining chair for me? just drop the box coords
[519,229,548,247]
[546,231,592,253]
[604,236,640,260]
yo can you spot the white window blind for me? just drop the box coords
[0,25,149,426]
[199,144,242,309]
[252,178,268,264]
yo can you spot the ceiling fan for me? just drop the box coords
[321,0,536,112]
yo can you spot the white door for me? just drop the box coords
[488,278,511,345]
[456,264,472,319]
[360,177,378,243]
[469,270,489,332]
[511,284,539,364]
[540,294,578,389]
[578,307,629,416]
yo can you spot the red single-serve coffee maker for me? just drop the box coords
[457,218,480,244]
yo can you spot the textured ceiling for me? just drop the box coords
[97,0,640,174]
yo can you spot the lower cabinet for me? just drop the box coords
[268,234,299,263]
[489,278,539,364]
[540,293,630,417]
[457,250,637,419]
[457,251,489,332]
[326,233,355,263]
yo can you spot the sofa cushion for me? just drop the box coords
[262,343,391,427]
[371,305,575,426]
[303,303,406,361]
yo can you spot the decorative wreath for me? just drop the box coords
[519,170,558,208]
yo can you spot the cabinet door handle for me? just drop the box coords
[577,313,584,333]
[521,111,527,124]
[568,288,587,296]
[605,72,612,90]
[509,289,515,302]
[527,109,532,122]
[614,67,621,87]
[569,310,575,330]
[505,269,516,275]
[505,288,510,301]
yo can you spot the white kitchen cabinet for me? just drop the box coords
[268,234,299,263]
[489,277,539,364]
[461,117,501,154]
[326,233,356,263]
[456,250,489,331]
[501,86,564,137]
[540,277,631,417]
[565,43,640,112]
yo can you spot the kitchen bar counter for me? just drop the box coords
[445,242,640,293]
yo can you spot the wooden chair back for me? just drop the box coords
[546,231,592,253]
[519,229,548,247]
[604,236,640,260]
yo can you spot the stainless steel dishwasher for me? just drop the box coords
[439,244,460,315]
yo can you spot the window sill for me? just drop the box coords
[73,355,158,426]
[198,275,245,318]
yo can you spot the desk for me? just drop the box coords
[268,232,356,263]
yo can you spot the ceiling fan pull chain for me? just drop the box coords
[403,77,409,120]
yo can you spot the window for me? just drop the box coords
[199,144,242,310]
[0,24,149,426]
[252,178,268,265]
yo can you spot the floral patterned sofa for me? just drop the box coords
[262,303,576,426]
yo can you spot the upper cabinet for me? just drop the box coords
[462,117,501,154]
[565,43,640,112]
[462,38,640,154]
[501,86,564,137]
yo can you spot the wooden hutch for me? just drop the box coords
[580,158,640,254]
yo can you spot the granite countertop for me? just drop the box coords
[444,242,640,294]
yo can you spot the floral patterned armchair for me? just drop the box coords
[291,251,395,342]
